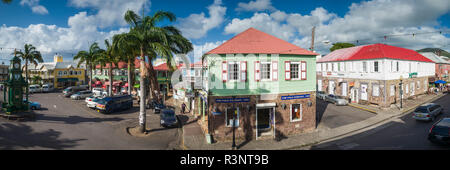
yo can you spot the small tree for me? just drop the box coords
[330,42,355,52]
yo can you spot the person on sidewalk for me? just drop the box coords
[181,102,186,114]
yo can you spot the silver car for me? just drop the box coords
[71,90,94,100]
[325,94,348,106]
[316,91,327,100]
[85,96,103,109]
[412,103,443,121]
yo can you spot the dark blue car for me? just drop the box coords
[95,95,133,114]
[428,118,450,145]
[160,109,178,128]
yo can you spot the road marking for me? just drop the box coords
[391,118,406,124]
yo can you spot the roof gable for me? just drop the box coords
[206,27,318,56]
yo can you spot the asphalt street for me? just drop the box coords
[0,92,181,150]
[311,94,450,150]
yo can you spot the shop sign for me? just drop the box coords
[215,98,250,103]
[409,72,418,78]
[281,94,311,100]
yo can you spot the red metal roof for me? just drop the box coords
[154,63,183,71]
[95,58,149,69]
[318,43,434,63]
[205,27,318,56]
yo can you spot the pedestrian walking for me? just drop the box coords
[181,102,186,114]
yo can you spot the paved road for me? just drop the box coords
[316,98,375,130]
[0,92,181,150]
[311,94,450,150]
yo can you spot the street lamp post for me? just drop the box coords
[232,96,237,150]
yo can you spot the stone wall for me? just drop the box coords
[206,91,316,142]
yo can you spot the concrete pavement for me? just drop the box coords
[181,93,447,150]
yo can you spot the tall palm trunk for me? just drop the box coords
[108,65,113,96]
[88,63,92,90]
[146,56,160,103]
[127,58,132,95]
[139,46,146,133]
[25,59,29,102]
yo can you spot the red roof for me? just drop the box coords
[95,58,149,69]
[206,27,318,56]
[318,44,434,63]
[154,63,183,71]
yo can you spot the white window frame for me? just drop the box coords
[260,61,272,81]
[363,61,368,73]
[374,61,379,72]
[225,107,240,127]
[373,84,380,97]
[390,84,395,96]
[290,103,303,122]
[227,61,240,82]
[290,62,301,80]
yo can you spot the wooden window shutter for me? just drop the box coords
[222,61,227,82]
[301,61,307,80]
[285,61,291,80]
[254,61,260,82]
[241,61,247,82]
[272,61,278,81]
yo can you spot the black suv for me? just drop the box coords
[96,95,133,114]
[428,118,450,145]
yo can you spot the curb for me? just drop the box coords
[348,104,378,114]
[285,93,446,150]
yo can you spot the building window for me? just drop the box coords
[417,81,420,89]
[58,71,62,76]
[390,84,395,96]
[374,61,379,72]
[225,108,239,127]
[260,62,271,80]
[396,61,399,72]
[228,62,240,81]
[363,62,368,73]
[64,71,67,75]
[290,104,302,122]
[373,84,380,97]
[290,62,300,80]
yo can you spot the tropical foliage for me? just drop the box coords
[73,42,103,90]
[15,44,43,86]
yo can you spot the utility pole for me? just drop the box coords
[310,26,316,52]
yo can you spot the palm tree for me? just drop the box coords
[32,75,42,85]
[2,0,12,4]
[99,39,121,96]
[111,33,139,95]
[123,10,193,133]
[16,44,43,101]
[73,42,103,90]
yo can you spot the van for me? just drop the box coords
[42,84,54,92]
[29,85,41,93]
[95,95,133,114]
[63,86,88,97]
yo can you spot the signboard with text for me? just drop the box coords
[281,94,311,100]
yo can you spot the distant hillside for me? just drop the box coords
[417,48,450,58]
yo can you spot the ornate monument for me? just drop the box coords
[2,55,29,114]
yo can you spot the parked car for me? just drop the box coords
[412,103,443,121]
[146,99,159,109]
[63,86,87,97]
[325,94,348,106]
[316,91,327,100]
[29,85,42,93]
[71,90,94,100]
[428,117,450,145]
[154,103,166,114]
[95,95,133,114]
[160,109,178,128]
[85,96,103,109]
[42,84,54,92]
[92,88,107,97]
[24,99,41,110]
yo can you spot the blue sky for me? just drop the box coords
[0,0,449,64]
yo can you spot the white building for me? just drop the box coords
[317,44,435,107]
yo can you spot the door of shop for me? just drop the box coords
[361,84,368,101]
[351,87,359,103]
[256,103,276,140]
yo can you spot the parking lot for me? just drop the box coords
[316,97,376,130]
[0,91,182,150]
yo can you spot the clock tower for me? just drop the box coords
[2,55,29,114]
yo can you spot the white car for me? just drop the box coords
[92,88,107,97]
[85,96,102,109]
[42,84,54,92]
[29,85,42,93]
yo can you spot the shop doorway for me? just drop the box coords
[256,103,276,140]
[351,87,359,103]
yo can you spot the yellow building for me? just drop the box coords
[25,54,87,89]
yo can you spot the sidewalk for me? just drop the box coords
[181,93,447,150]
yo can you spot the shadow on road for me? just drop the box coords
[34,113,124,124]
[316,99,330,128]
[0,123,85,150]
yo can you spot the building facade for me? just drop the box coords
[317,44,435,107]
[198,28,318,142]
[0,64,9,82]
[420,52,450,83]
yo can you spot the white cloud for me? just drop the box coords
[236,0,276,12]
[178,0,226,39]
[225,0,450,54]
[20,0,48,15]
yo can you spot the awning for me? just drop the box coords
[95,81,102,85]
[104,81,122,86]
[124,83,129,87]
[435,80,447,84]
[134,84,140,88]
[57,78,78,82]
